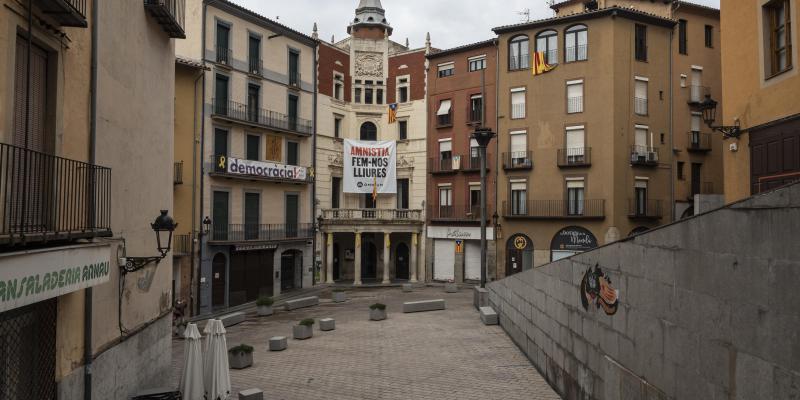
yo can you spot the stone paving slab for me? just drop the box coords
[171,287,561,400]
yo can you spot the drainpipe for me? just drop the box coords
[189,68,203,316]
[197,1,208,316]
[85,0,100,398]
[311,41,318,287]
[669,27,675,222]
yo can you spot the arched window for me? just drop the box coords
[565,24,588,62]
[508,35,530,70]
[360,122,377,141]
[535,30,558,65]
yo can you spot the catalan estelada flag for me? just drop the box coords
[388,103,398,124]
[532,51,556,76]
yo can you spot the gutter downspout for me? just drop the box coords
[86,0,99,398]
[189,68,203,316]
[494,39,500,282]
[197,1,208,316]
[311,41,318,287]
[669,21,676,222]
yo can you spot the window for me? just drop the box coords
[565,24,588,62]
[691,163,702,196]
[376,88,384,105]
[438,62,454,78]
[266,135,281,161]
[355,88,362,103]
[509,35,530,70]
[216,23,230,64]
[469,185,481,214]
[565,126,585,163]
[334,116,342,139]
[287,141,298,165]
[439,140,452,162]
[536,30,559,65]
[567,179,585,215]
[439,186,453,215]
[247,84,260,122]
[510,131,528,167]
[704,25,713,48]
[246,134,260,161]
[634,77,648,115]
[214,128,228,157]
[635,180,648,215]
[691,112,702,146]
[244,192,260,240]
[212,191,229,240]
[398,120,408,140]
[679,19,688,55]
[360,122,377,141]
[397,77,409,103]
[470,138,480,168]
[214,74,229,115]
[634,125,649,157]
[511,88,526,119]
[635,24,647,61]
[332,177,341,209]
[690,67,703,102]
[287,94,298,130]
[334,74,344,100]
[765,0,792,76]
[511,182,527,215]
[365,87,374,104]
[566,80,583,114]
[437,99,453,126]
[470,94,483,122]
[677,161,685,180]
[397,179,409,209]
[288,51,300,86]
[249,35,261,74]
[469,56,486,71]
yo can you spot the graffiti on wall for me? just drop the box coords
[579,264,619,315]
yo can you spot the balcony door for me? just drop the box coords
[287,94,298,131]
[285,193,299,238]
[247,84,260,123]
[215,74,228,115]
[244,193,259,240]
[212,191,229,241]
[397,179,409,209]
[691,163,702,196]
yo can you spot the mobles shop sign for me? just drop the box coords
[0,244,111,313]
[217,155,308,181]
[343,139,397,194]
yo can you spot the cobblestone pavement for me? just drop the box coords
[171,286,561,400]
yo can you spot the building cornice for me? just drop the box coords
[205,0,318,46]
[493,6,676,34]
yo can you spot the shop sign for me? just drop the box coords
[0,244,111,313]
[551,226,598,251]
[234,244,278,252]
[426,226,495,240]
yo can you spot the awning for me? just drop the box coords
[437,100,452,116]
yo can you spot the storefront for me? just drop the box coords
[550,226,598,261]
[427,226,495,282]
[506,233,533,277]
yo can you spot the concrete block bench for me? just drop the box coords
[285,296,319,311]
[403,299,446,313]
[219,312,245,327]
[239,388,264,400]
[269,336,287,351]
[479,306,498,325]
[473,287,488,309]
[319,318,335,331]
[402,284,414,292]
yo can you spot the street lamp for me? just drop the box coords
[698,94,743,139]
[122,210,178,273]
[202,216,212,236]
[472,127,496,288]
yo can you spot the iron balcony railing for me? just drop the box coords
[428,205,490,222]
[437,113,452,127]
[37,0,87,27]
[511,103,526,119]
[0,142,112,245]
[565,45,587,62]
[541,49,558,65]
[557,147,591,167]
[509,54,530,71]
[429,157,455,174]
[688,85,710,104]
[634,97,648,115]
[692,181,718,197]
[321,209,423,223]
[212,99,313,136]
[173,234,191,255]
[216,46,232,65]
[687,131,712,152]
[210,223,313,242]
[630,146,659,166]
[567,96,583,113]
[462,154,490,171]
[469,108,483,123]
[628,199,663,219]
[503,151,533,170]
[143,0,186,38]
[249,59,263,76]
[289,70,301,87]
[174,161,183,184]
[503,199,605,219]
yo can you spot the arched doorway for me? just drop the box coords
[333,243,341,280]
[360,121,377,141]
[506,234,533,277]
[211,253,227,308]
[551,226,598,261]
[395,243,409,280]
[281,250,303,291]
[361,237,378,279]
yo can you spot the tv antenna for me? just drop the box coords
[518,8,531,22]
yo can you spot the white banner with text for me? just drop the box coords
[343,139,397,194]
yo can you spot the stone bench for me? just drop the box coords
[402,284,414,292]
[239,388,264,400]
[319,318,335,331]
[285,296,319,311]
[473,287,488,309]
[403,299,446,313]
[479,306,498,325]
[219,312,245,327]
[269,336,287,351]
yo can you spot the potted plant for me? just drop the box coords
[256,296,274,316]
[332,288,347,303]
[369,303,387,321]
[228,344,254,369]
[445,279,458,293]
[293,318,315,340]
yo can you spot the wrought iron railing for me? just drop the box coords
[511,103,526,119]
[143,0,186,38]
[557,147,591,167]
[38,0,87,26]
[565,45,587,62]
[509,54,530,71]
[428,204,487,221]
[688,85,710,104]
[0,142,111,243]
[429,157,455,174]
[437,113,452,127]
[210,223,313,242]
[289,70,301,87]
[503,151,533,170]
[216,46,232,65]
[630,146,658,166]
[321,209,423,222]
[173,234,191,255]
[174,161,183,184]
[503,199,605,219]
[212,99,313,135]
[249,58,263,76]
[687,131,712,151]
[628,199,663,218]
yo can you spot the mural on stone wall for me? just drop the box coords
[579,264,619,315]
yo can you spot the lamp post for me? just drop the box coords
[698,94,743,139]
[472,127,495,288]
[122,210,178,273]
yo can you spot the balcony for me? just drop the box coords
[687,132,712,152]
[212,99,313,136]
[691,181,718,198]
[143,0,186,39]
[688,85,710,105]
[429,158,456,174]
[437,113,453,128]
[469,108,483,124]
[320,209,423,225]
[503,199,605,219]
[209,155,312,184]
[209,223,313,244]
[36,0,87,27]
[0,142,112,246]
[509,54,530,71]
[249,59,263,76]
[216,46,232,66]
[630,146,659,167]
[174,161,183,185]
[428,205,489,223]
[557,147,591,168]
[173,234,191,255]
[628,199,663,220]
[289,70,301,87]
[634,97,648,115]
[502,151,533,170]
[461,154,490,172]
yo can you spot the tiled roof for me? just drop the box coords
[175,56,206,70]
[674,1,720,13]
[427,39,497,59]
[493,6,676,34]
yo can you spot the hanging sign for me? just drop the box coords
[343,139,397,194]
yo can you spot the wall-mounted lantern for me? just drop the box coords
[122,210,177,273]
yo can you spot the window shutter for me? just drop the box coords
[691,114,701,132]
[635,80,648,99]
[439,140,452,153]
[511,134,526,153]
[566,128,584,149]
[635,127,648,147]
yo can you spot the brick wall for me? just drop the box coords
[388,50,427,103]
[318,42,351,102]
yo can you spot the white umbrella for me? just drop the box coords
[180,323,204,400]
[204,320,231,400]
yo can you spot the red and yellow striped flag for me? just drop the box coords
[388,103,398,124]
[532,51,556,76]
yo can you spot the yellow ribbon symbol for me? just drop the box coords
[218,155,226,170]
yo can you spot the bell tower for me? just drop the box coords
[347,0,393,39]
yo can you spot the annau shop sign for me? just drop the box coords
[0,243,111,312]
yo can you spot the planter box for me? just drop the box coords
[257,305,273,317]
[332,292,347,303]
[445,283,458,293]
[229,351,253,369]
[293,325,313,340]
[370,308,387,321]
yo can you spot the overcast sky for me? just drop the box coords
[231,0,720,49]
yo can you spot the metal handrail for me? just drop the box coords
[557,147,592,167]
[321,209,423,222]
[502,151,533,169]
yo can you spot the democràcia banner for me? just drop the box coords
[343,139,397,194]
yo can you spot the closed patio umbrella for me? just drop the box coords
[203,319,231,400]
[180,323,204,400]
